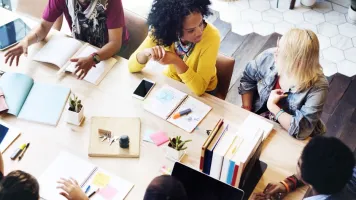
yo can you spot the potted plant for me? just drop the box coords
[66,94,84,125]
[348,0,356,24]
[167,136,192,160]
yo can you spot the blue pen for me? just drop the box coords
[85,185,91,194]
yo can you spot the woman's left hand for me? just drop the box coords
[267,89,287,113]
[71,56,96,80]
[158,51,179,65]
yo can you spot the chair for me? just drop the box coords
[121,9,149,59]
[215,54,235,100]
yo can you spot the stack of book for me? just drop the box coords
[200,115,273,188]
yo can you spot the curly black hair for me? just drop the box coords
[147,0,212,47]
[301,136,355,195]
[0,170,40,200]
[143,175,188,200]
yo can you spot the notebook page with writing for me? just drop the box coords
[66,45,117,85]
[144,85,188,120]
[39,151,98,200]
[81,168,134,200]
[33,35,82,68]
[167,96,212,132]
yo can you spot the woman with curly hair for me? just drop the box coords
[128,0,220,96]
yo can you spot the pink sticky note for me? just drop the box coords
[150,131,169,146]
[99,185,118,200]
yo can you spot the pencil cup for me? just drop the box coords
[66,107,84,126]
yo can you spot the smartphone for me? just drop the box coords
[132,78,155,100]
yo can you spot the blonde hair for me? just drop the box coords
[277,28,323,91]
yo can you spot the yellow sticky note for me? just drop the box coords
[92,172,111,188]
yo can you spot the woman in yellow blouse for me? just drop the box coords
[128,0,220,96]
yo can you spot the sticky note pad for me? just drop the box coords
[92,172,111,188]
[143,129,155,143]
[99,185,118,200]
[150,131,169,146]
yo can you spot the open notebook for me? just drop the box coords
[39,151,134,200]
[144,85,212,132]
[0,72,70,126]
[32,35,117,85]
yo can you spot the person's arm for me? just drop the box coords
[26,20,54,46]
[96,28,123,60]
[238,59,260,110]
[176,35,220,96]
[241,91,254,111]
[0,152,4,175]
[128,34,157,72]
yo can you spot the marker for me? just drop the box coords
[173,108,192,119]
[85,185,91,194]
[10,144,27,160]
[18,143,30,160]
[88,189,99,198]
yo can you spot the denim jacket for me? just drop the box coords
[238,48,329,140]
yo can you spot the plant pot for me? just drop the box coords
[166,147,184,161]
[66,107,84,125]
[348,5,356,24]
[301,0,316,7]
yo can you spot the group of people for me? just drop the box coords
[1,0,354,199]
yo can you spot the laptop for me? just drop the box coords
[171,162,244,200]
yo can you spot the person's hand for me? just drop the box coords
[158,51,179,65]
[4,39,29,66]
[143,46,166,61]
[250,192,269,200]
[71,56,96,80]
[57,178,89,200]
[267,89,287,114]
[263,182,288,200]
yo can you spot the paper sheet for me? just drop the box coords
[150,131,169,146]
[143,129,155,143]
[92,172,111,188]
[99,185,118,200]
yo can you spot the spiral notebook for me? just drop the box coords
[144,85,212,132]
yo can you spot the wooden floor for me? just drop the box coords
[209,11,356,154]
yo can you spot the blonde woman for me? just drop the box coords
[238,29,328,140]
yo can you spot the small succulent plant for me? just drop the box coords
[69,94,83,113]
[168,136,192,151]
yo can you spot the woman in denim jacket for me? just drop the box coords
[238,29,329,140]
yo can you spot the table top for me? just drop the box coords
[0,8,308,200]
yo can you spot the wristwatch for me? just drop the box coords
[91,53,101,64]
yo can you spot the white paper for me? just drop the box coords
[33,36,82,68]
[39,151,97,200]
[144,85,188,120]
[66,46,117,85]
[167,96,212,132]
[242,114,274,140]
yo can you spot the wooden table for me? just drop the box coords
[0,8,308,200]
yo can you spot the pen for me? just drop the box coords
[18,143,30,160]
[88,189,99,198]
[85,185,91,194]
[10,144,27,160]
[173,108,192,119]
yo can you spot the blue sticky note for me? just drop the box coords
[143,129,155,143]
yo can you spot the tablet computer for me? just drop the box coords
[172,162,245,200]
[0,18,31,50]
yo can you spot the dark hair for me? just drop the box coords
[147,0,211,46]
[143,175,188,200]
[301,136,355,194]
[0,170,40,200]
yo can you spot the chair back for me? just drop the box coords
[121,9,149,59]
[215,54,235,100]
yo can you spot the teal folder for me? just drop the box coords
[0,72,70,126]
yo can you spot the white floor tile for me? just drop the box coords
[262,9,283,24]
[220,5,241,23]
[344,48,356,62]
[253,22,275,36]
[353,37,356,47]
[313,1,333,13]
[317,34,331,50]
[319,58,338,76]
[325,11,347,25]
[231,21,254,36]
[250,0,271,12]
[229,0,250,11]
[330,35,353,50]
[241,9,263,23]
[274,21,295,35]
[329,0,351,8]
[337,60,356,77]
[339,23,356,37]
[297,22,318,33]
[322,47,345,63]
[317,22,339,37]
[304,10,325,25]
[331,3,349,14]
[284,10,305,24]
[270,0,291,12]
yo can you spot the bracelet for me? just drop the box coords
[280,180,290,193]
[275,109,285,121]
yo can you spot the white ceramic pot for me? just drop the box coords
[348,6,356,24]
[301,0,317,7]
[166,147,184,161]
[66,107,84,125]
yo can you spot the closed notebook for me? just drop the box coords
[0,120,21,153]
[0,72,70,126]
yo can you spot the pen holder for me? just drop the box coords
[66,107,84,126]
